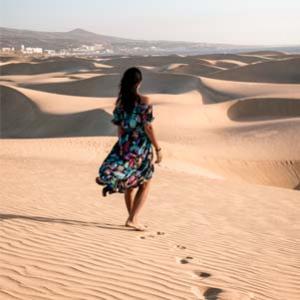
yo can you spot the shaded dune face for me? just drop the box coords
[1,58,97,75]
[239,50,286,56]
[198,153,300,190]
[228,98,300,121]
[0,85,38,136]
[154,62,223,76]
[193,53,268,64]
[0,85,114,138]
[19,71,202,96]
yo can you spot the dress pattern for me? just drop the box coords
[97,102,155,194]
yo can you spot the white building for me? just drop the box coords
[21,45,43,54]
[44,49,56,55]
[1,47,15,52]
[82,45,95,51]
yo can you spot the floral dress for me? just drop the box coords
[97,102,155,194]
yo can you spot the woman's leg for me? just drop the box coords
[128,179,151,225]
[124,187,135,215]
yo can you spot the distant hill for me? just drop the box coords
[0,27,132,50]
[1,27,299,55]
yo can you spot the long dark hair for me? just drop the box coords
[115,67,142,113]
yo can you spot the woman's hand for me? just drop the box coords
[154,147,162,164]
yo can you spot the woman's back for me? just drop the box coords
[112,96,154,132]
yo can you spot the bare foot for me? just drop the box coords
[125,219,147,231]
[125,217,148,228]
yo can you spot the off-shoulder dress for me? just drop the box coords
[97,101,155,195]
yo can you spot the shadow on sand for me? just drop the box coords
[0,213,133,231]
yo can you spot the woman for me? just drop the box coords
[96,67,162,231]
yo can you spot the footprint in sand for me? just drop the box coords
[174,253,224,299]
[193,270,211,278]
[203,287,223,300]
[191,286,223,300]
[170,244,187,251]
[175,256,194,264]
[138,231,166,239]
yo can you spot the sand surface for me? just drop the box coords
[1,52,300,300]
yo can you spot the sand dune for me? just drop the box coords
[0,85,116,138]
[227,97,300,121]
[205,57,300,83]
[1,57,98,75]
[239,50,287,56]
[1,53,300,300]
[194,53,266,64]
[156,62,225,76]
[2,80,300,190]
[199,76,300,103]
[0,72,80,85]
[19,71,203,96]
[1,152,299,300]
[205,59,248,68]
[89,54,262,75]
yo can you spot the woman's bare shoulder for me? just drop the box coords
[139,95,151,105]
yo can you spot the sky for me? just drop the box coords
[1,0,300,45]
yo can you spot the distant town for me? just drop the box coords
[1,43,115,56]
[1,27,300,57]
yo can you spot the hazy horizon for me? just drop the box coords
[1,0,300,46]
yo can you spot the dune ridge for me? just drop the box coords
[204,58,300,83]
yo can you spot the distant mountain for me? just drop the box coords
[1,27,299,55]
[0,27,132,50]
